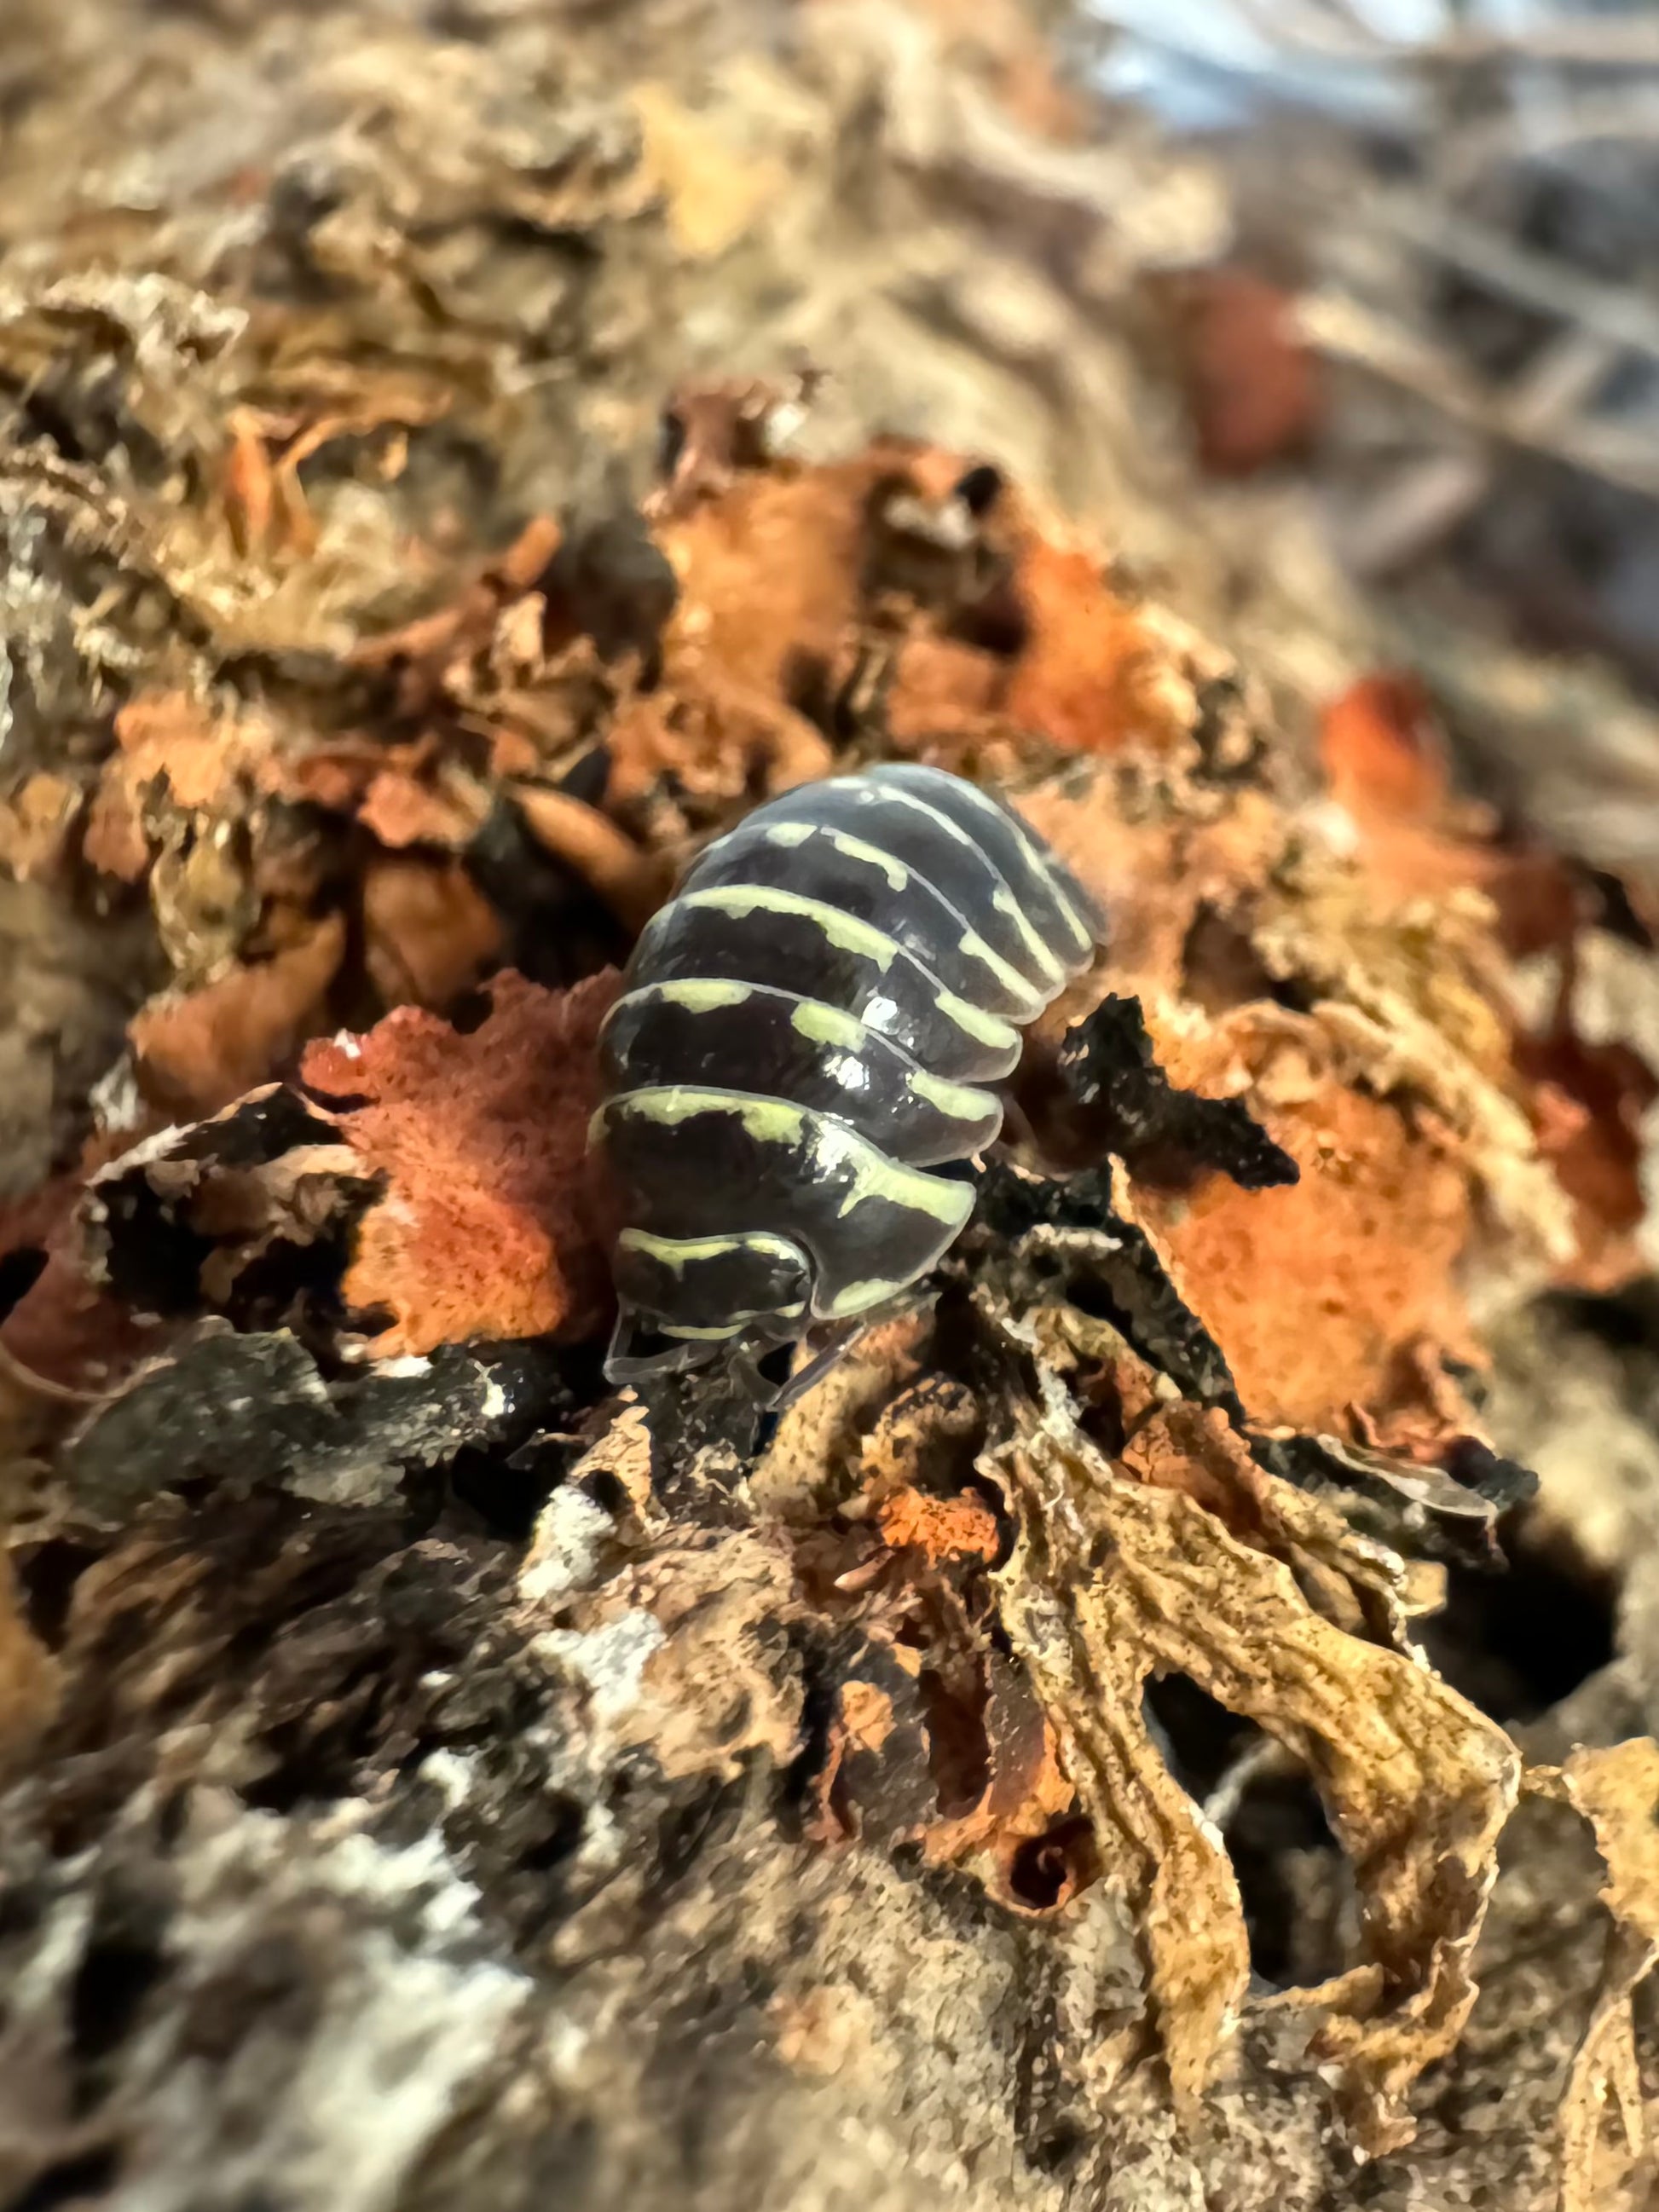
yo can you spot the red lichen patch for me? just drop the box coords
[875,508,1198,759]
[1160,266,1322,476]
[299,967,620,1357]
[1316,674,1579,948]
[920,1660,1079,1904]
[1322,673,1449,824]
[361,855,504,1010]
[1018,778,1287,1005]
[657,430,1192,764]
[1135,1018,1478,1431]
[1315,673,1502,905]
[130,913,348,1118]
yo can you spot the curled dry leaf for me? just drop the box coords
[988,1364,1520,2150]
[1534,1742,1659,2212]
[300,968,619,1357]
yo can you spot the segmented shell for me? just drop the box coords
[594,764,1104,1379]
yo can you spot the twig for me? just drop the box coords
[1298,290,1659,503]
[1369,194,1659,374]
[1435,89,1659,196]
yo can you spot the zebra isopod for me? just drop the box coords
[592,762,1106,1401]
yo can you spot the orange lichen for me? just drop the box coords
[300,967,620,1356]
[876,1486,1002,1564]
[1136,1017,1478,1431]
[657,454,873,705]
[1001,528,1188,755]
[357,766,485,852]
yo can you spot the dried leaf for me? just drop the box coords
[1535,1741,1659,2212]
[361,855,503,1011]
[989,1372,1519,2147]
[130,913,347,1118]
[508,784,672,931]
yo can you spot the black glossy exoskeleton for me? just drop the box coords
[593,764,1105,1399]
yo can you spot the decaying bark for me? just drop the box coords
[5,6,1659,2210]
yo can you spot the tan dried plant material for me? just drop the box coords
[631,81,792,262]
[987,1369,1520,2151]
[1535,1741,1659,2212]
[85,690,264,887]
[0,773,81,883]
[220,393,451,564]
[0,1565,56,1782]
[299,967,619,1357]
